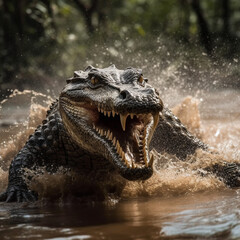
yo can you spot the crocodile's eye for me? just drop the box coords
[91,76,99,85]
[138,75,145,86]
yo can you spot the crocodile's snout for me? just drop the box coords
[116,87,162,115]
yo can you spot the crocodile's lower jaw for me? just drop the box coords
[60,98,160,178]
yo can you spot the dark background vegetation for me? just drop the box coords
[1,0,240,99]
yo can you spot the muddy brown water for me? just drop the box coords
[0,89,240,239]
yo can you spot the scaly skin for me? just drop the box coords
[0,65,239,202]
[150,108,208,159]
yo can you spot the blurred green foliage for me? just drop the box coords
[0,0,240,96]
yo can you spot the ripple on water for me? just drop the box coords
[160,190,240,239]
[0,90,239,240]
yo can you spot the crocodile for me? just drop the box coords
[0,65,240,202]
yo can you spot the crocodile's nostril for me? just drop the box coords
[120,90,128,99]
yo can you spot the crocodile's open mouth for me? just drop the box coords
[94,105,159,169]
[60,97,160,176]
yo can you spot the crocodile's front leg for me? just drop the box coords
[151,108,240,188]
[0,112,63,202]
[0,145,39,202]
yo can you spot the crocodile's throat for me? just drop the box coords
[60,97,160,177]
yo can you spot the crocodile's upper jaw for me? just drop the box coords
[59,65,163,181]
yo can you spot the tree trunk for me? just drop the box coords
[72,0,98,34]
[179,0,191,42]
[191,0,213,55]
[222,0,230,36]
[2,0,19,82]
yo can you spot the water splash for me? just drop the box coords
[0,90,52,172]
[0,90,239,202]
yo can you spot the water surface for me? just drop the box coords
[0,89,239,239]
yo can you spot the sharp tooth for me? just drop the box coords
[120,114,128,131]
[112,110,115,117]
[149,154,154,167]
[153,113,160,129]
[121,149,124,159]
[132,161,136,168]
[104,110,107,116]
[98,104,101,112]
[101,108,103,113]
[109,132,113,140]
[130,113,134,119]
[148,113,160,145]
[107,111,111,117]
[118,144,122,154]
[113,137,116,145]
[144,149,147,158]
[93,124,95,129]
[100,129,104,136]
[106,130,110,138]
[117,140,120,153]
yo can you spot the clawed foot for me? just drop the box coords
[0,185,38,202]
